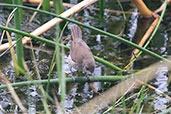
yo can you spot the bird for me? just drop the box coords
[68,25,95,74]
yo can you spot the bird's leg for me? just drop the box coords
[85,72,91,82]
[68,65,77,83]
[86,72,99,94]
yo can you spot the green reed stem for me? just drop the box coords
[98,0,105,22]
[42,0,50,11]
[0,3,169,63]
[117,0,126,20]
[11,1,25,74]
[55,22,68,110]
[30,41,51,114]
[53,0,64,14]
[0,25,123,71]
[0,76,129,89]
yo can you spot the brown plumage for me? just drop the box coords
[68,25,95,73]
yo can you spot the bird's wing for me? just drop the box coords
[70,40,93,64]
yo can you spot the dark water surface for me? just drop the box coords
[0,0,170,113]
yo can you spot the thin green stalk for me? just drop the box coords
[117,0,126,20]
[129,85,146,114]
[136,88,147,113]
[53,1,65,110]
[139,105,144,114]
[115,93,138,107]
[0,3,169,63]
[94,56,123,71]
[103,93,139,114]
[0,76,129,89]
[12,1,25,74]
[46,62,55,92]
[55,22,68,110]
[122,96,127,114]
[30,42,51,114]
[46,0,65,94]
[60,43,66,111]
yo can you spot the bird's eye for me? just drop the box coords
[86,67,89,71]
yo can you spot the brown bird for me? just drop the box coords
[68,25,95,74]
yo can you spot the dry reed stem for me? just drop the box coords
[23,0,53,5]
[0,73,27,113]
[0,8,17,45]
[130,13,159,61]
[115,82,136,105]
[23,0,135,15]
[129,0,160,64]
[124,0,166,69]
[0,29,5,45]
[71,57,171,114]
[155,0,171,13]
[151,104,171,114]
[24,44,53,54]
[0,0,97,51]
[29,0,42,23]
[53,91,63,114]
[4,8,20,75]
[132,0,153,17]
[102,82,136,113]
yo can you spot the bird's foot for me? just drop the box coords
[86,74,91,83]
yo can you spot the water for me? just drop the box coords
[0,0,171,113]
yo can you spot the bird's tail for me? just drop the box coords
[70,25,82,41]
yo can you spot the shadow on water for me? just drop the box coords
[0,0,170,113]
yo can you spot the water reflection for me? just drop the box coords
[154,67,169,110]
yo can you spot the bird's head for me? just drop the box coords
[84,62,95,73]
